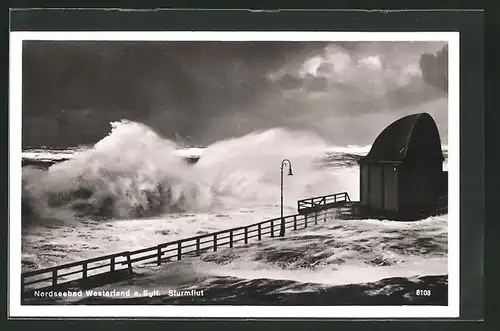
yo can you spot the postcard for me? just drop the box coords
[10,31,460,318]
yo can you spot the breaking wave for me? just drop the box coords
[22,120,352,224]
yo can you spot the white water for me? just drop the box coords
[21,120,447,296]
[23,121,356,219]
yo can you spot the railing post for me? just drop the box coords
[293,215,297,230]
[52,269,58,287]
[315,211,318,225]
[196,238,201,256]
[157,245,162,266]
[304,214,308,228]
[334,194,337,203]
[111,256,116,271]
[214,234,217,252]
[324,210,327,223]
[271,220,274,238]
[177,242,182,261]
[258,224,262,241]
[229,230,234,248]
[126,252,132,275]
[244,227,248,244]
[82,263,88,279]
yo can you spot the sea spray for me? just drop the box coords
[22,120,213,221]
[195,127,331,206]
[21,120,353,223]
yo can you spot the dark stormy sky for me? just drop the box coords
[22,40,448,148]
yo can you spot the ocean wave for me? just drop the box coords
[21,121,350,224]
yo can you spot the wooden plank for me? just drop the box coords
[127,252,161,264]
[157,245,162,266]
[297,192,347,204]
[126,252,132,275]
[22,254,115,277]
[297,202,346,215]
[52,270,58,286]
[177,242,182,261]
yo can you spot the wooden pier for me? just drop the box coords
[297,192,351,215]
[21,192,351,297]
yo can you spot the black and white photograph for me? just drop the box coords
[10,31,460,318]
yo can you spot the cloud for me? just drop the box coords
[324,45,352,73]
[269,42,448,109]
[22,41,320,147]
[308,76,329,92]
[278,73,303,90]
[419,44,448,93]
[299,56,324,77]
[272,43,421,95]
[358,55,383,70]
[22,41,447,147]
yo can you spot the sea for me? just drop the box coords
[20,120,448,305]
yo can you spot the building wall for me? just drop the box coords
[360,164,370,205]
[398,163,442,211]
[368,165,383,210]
[361,163,398,212]
[360,162,443,215]
[383,165,399,212]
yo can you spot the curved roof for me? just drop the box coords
[361,113,444,164]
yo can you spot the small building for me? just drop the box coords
[359,113,446,219]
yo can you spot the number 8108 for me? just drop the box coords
[416,289,431,296]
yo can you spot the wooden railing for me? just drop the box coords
[297,192,350,214]
[22,208,340,294]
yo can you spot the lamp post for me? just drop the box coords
[280,159,293,237]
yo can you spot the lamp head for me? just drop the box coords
[288,167,293,176]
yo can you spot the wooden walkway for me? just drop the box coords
[297,192,350,214]
[21,192,350,295]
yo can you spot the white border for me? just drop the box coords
[9,31,460,318]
